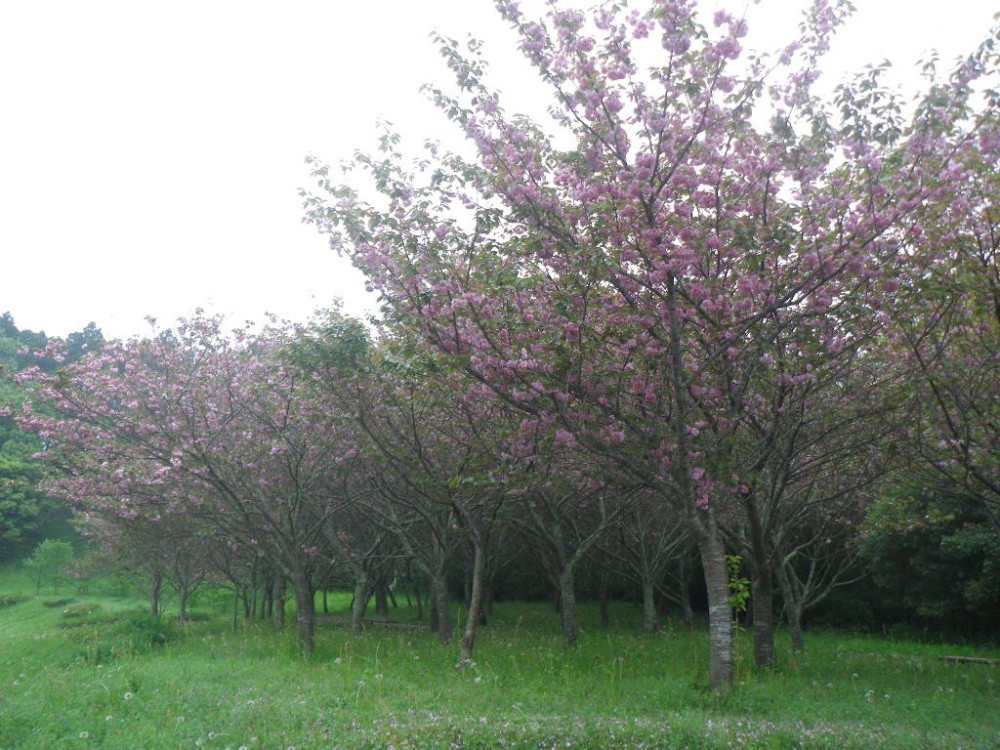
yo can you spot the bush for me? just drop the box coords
[61,607,181,663]
[115,612,179,648]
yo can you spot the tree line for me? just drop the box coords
[0,314,103,561]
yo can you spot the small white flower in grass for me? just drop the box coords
[474,676,482,684]
[334,657,342,665]
[123,691,134,701]
[105,716,113,722]
[195,738,204,747]
[79,731,89,739]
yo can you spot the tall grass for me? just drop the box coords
[1,566,997,749]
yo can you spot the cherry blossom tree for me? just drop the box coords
[16,315,365,652]
[886,64,1000,531]
[305,0,996,689]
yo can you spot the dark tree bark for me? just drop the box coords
[290,571,315,654]
[149,569,163,618]
[457,539,487,667]
[351,571,370,635]
[374,579,389,616]
[431,573,453,644]
[744,495,776,669]
[273,576,286,632]
[558,568,578,648]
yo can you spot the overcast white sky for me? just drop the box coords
[1,0,995,340]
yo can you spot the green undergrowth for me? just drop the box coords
[1,573,997,749]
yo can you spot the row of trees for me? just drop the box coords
[298,0,998,690]
[5,0,998,692]
[10,310,875,664]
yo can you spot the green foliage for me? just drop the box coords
[862,476,1000,635]
[24,538,75,595]
[0,593,27,608]
[0,431,47,558]
[0,313,97,562]
[726,555,750,614]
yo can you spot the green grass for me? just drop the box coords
[1,567,998,749]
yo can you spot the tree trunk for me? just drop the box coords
[744,495,776,669]
[291,573,315,654]
[177,583,189,623]
[775,563,805,652]
[558,568,578,647]
[429,587,439,632]
[414,580,424,620]
[274,576,286,632]
[374,580,389,616]
[149,569,163,618]
[696,522,734,691]
[788,601,805,652]
[351,571,369,635]
[676,555,695,629]
[641,577,659,633]
[749,564,775,668]
[432,575,453,644]
[232,588,239,633]
[458,540,486,668]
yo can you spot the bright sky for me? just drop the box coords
[1,0,994,340]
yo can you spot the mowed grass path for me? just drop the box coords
[1,573,997,749]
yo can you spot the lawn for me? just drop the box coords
[1,568,997,749]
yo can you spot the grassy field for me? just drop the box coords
[1,568,998,749]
